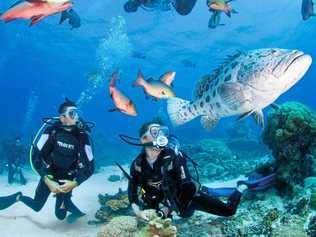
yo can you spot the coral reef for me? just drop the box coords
[96,212,177,237]
[97,216,138,237]
[138,216,177,237]
[95,188,132,223]
[182,139,266,182]
[262,102,316,194]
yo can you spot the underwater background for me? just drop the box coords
[1,0,316,236]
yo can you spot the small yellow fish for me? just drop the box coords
[133,70,176,100]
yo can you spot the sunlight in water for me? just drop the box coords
[77,15,132,108]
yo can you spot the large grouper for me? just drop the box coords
[167,48,312,129]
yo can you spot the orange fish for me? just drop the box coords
[133,70,176,100]
[208,0,237,17]
[109,70,137,116]
[0,0,72,26]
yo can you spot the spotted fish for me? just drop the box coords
[167,48,312,129]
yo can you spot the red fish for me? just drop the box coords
[0,0,72,26]
[109,70,138,116]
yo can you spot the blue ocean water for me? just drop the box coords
[0,0,315,161]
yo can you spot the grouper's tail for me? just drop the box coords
[167,97,198,126]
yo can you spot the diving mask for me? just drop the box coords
[119,125,170,149]
[145,124,169,148]
[61,106,80,121]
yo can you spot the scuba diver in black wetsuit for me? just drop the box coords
[0,99,95,224]
[124,0,197,15]
[119,119,276,220]
[4,136,27,185]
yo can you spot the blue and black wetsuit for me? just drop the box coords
[20,123,94,220]
[124,0,197,15]
[128,148,242,218]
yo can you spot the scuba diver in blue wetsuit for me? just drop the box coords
[0,99,95,224]
[124,0,197,15]
[119,118,276,219]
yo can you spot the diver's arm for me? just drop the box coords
[128,160,140,205]
[173,153,192,185]
[33,130,54,178]
[173,153,197,211]
[74,133,95,186]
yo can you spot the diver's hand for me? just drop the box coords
[59,180,78,193]
[44,176,62,193]
[131,203,154,221]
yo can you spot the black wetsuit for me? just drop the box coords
[6,141,26,185]
[128,148,242,218]
[124,0,197,15]
[20,124,94,220]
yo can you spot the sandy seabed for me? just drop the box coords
[0,165,243,237]
[0,165,129,237]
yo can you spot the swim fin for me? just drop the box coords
[67,212,86,224]
[237,173,276,191]
[201,186,236,198]
[0,192,22,210]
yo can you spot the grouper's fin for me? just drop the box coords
[253,110,264,128]
[200,115,219,130]
[167,97,198,126]
[237,110,253,122]
[237,109,264,128]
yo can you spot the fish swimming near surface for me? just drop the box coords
[167,48,312,129]
[59,8,81,29]
[208,0,237,17]
[301,0,315,20]
[109,70,138,116]
[0,0,72,26]
[133,70,176,100]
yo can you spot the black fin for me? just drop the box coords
[236,110,253,122]
[59,10,69,25]
[108,108,118,112]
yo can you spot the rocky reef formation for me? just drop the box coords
[94,188,132,223]
[97,216,138,237]
[262,102,316,195]
[182,138,267,182]
[96,211,177,237]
